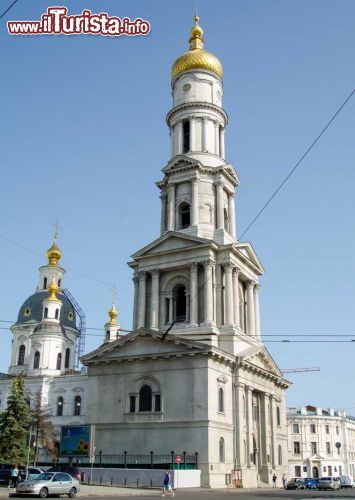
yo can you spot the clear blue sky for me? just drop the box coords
[1,0,354,410]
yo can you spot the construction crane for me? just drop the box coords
[281,367,320,374]
[62,288,86,369]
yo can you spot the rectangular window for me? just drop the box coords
[328,465,332,476]
[295,465,301,477]
[293,441,301,455]
[311,442,317,454]
[129,396,136,413]
[336,426,339,435]
[154,394,161,412]
[310,424,316,433]
[325,424,330,434]
[326,442,331,455]
[293,423,300,433]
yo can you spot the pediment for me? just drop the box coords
[234,242,264,274]
[81,329,211,365]
[242,346,284,379]
[131,231,213,259]
[162,155,201,174]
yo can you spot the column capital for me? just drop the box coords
[191,177,199,185]
[167,182,175,191]
[203,259,215,268]
[247,280,256,289]
[235,382,245,389]
[215,180,223,189]
[245,385,254,394]
[223,262,234,272]
[254,283,260,291]
[150,269,160,278]
[132,275,139,284]
[138,271,146,280]
[190,262,199,272]
[233,266,241,275]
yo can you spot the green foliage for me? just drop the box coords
[31,391,57,460]
[0,373,31,465]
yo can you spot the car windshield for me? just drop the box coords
[35,473,54,481]
[320,477,331,480]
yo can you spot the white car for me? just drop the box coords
[16,471,80,497]
[340,475,354,488]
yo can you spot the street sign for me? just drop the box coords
[176,455,181,464]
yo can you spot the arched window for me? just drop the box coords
[179,202,191,229]
[276,406,281,426]
[56,353,62,370]
[174,285,187,323]
[44,307,48,318]
[64,348,70,369]
[43,277,47,289]
[219,125,224,156]
[33,351,40,369]
[139,385,152,412]
[18,345,26,365]
[57,396,63,416]
[55,309,59,319]
[183,120,190,153]
[218,388,224,413]
[58,279,61,288]
[219,437,225,463]
[74,395,81,416]
[278,445,282,465]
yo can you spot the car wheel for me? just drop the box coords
[39,487,48,498]
[68,487,77,498]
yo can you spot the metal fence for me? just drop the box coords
[37,451,199,470]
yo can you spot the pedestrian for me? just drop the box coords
[282,474,287,489]
[161,470,175,497]
[272,473,277,488]
[9,464,18,489]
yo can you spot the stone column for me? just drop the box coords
[269,394,277,468]
[254,284,261,339]
[190,263,198,326]
[246,281,256,336]
[204,260,214,324]
[215,265,222,326]
[260,393,269,468]
[159,294,166,329]
[185,291,190,322]
[132,273,139,330]
[229,192,236,238]
[216,181,224,230]
[223,263,234,325]
[220,127,225,158]
[191,178,199,226]
[150,269,160,330]
[171,124,175,157]
[233,267,240,327]
[137,271,146,329]
[177,120,183,154]
[160,191,167,234]
[246,386,254,467]
[214,121,220,156]
[168,296,174,324]
[202,116,208,152]
[190,116,196,151]
[235,382,246,467]
[167,183,175,231]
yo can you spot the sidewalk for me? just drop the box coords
[0,485,158,497]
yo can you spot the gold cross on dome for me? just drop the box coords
[51,220,62,241]
[111,286,117,304]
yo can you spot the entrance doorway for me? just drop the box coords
[312,466,319,478]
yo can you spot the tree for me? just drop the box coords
[0,373,31,464]
[31,391,57,463]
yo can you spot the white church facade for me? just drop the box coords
[0,16,291,488]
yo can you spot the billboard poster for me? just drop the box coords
[60,425,95,457]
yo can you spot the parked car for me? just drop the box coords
[286,478,307,490]
[304,477,319,489]
[16,471,80,497]
[47,465,81,481]
[340,475,354,488]
[26,467,44,480]
[317,476,341,490]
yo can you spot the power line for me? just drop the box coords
[239,88,355,239]
[0,0,19,20]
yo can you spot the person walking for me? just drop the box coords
[272,473,277,488]
[9,465,18,489]
[282,474,287,489]
[161,470,175,497]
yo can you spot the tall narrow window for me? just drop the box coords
[183,120,190,153]
[174,285,187,322]
[130,396,136,413]
[224,208,229,231]
[55,309,59,319]
[44,307,48,319]
[58,279,61,288]
[154,394,161,412]
[179,203,191,229]
[56,353,62,370]
[278,445,282,465]
[219,437,225,463]
[218,388,224,413]
[43,277,47,289]
[64,348,70,369]
[219,125,223,156]
[74,395,81,416]
[18,345,26,366]
[57,396,63,416]
[139,385,152,412]
[33,351,40,369]
[276,406,281,426]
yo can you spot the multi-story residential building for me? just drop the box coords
[287,405,355,479]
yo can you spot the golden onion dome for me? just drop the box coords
[46,229,62,266]
[47,275,60,301]
[172,16,223,79]
[108,301,118,326]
